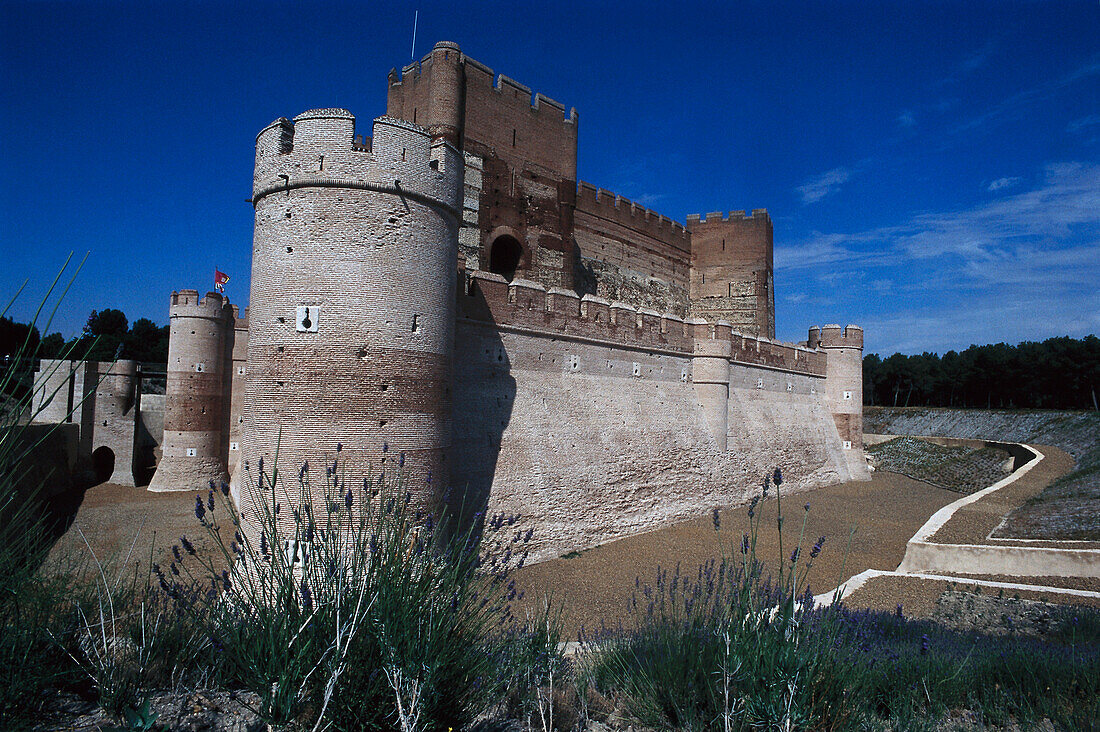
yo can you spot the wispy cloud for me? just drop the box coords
[796,167,851,204]
[897,110,916,128]
[1068,114,1100,133]
[951,58,1100,136]
[777,162,1100,353]
[987,176,1021,192]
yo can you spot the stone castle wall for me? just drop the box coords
[453,273,854,562]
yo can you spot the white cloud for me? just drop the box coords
[796,167,851,204]
[897,110,916,128]
[987,176,1021,191]
[778,162,1100,354]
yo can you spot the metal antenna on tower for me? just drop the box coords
[411,10,418,62]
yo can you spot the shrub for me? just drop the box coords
[163,447,563,730]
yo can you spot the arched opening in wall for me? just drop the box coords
[488,235,522,282]
[91,446,115,484]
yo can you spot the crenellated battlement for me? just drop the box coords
[169,290,232,320]
[810,324,864,349]
[685,208,770,225]
[252,112,462,215]
[459,271,825,375]
[388,45,578,126]
[576,181,691,250]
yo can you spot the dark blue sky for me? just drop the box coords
[2,1,1097,355]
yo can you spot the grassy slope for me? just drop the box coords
[864,407,1099,540]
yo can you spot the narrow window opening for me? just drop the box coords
[401,148,406,161]
[411,314,420,332]
[721,238,725,250]
[512,129,516,147]
[413,108,417,123]
[429,159,439,170]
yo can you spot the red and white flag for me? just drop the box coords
[214,270,230,293]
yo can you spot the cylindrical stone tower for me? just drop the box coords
[226,305,249,482]
[91,359,140,486]
[149,290,233,492]
[691,319,731,451]
[815,324,865,461]
[425,40,464,146]
[240,110,463,519]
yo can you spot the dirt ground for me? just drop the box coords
[511,471,964,636]
[47,448,1090,640]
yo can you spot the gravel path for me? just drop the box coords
[929,444,1075,545]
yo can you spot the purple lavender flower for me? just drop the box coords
[221,570,231,591]
[180,535,196,555]
[208,491,215,512]
[170,562,180,576]
[275,502,281,515]
[382,442,389,453]
[399,452,405,468]
[194,495,206,522]
[741,533,750,555]
[895,603,903,618]
[301,580,313,611]
[773,467,783,486]
[336,442,343,452]
[172,545,182,562]
[260,531,269,556]
[712,507,721,531]
[790,547,800,564]
[920,635,929,655]
[345,490,353,509]
[220,482,230,497]
[804,502,810,512]
[810,536,825,559]
[257,456,263,473]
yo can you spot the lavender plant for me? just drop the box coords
[161,445,562,731]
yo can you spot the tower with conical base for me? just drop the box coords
[149,290,233,491]
[238,108,463,522]
[809,323,868,478]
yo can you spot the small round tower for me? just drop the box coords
[240,110,463,521]
[425,41,464,146]
[813,324,865,454]
[691,319,731,451]
[88,359,140,486]
[149,290,233,492]
[226,305,249,482]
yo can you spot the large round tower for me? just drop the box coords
[149,290,233,492]
[239,110,463,518]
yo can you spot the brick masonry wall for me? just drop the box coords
[687,211,776,338]
[574,183,691,316]
[452,319,853,563]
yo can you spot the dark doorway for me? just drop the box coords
[488,235,522,281]
[91,446,115,484]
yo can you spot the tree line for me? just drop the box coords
[864,335,1100,410]
[1,309,169,367]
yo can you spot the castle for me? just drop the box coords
[35,42,868,561]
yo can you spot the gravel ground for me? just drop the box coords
[512,471,960,636]
[940,573,1100,593]
[929,445,1075,545]
[843,575,1100,618]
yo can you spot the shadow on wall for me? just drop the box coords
[449,275,516,535]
